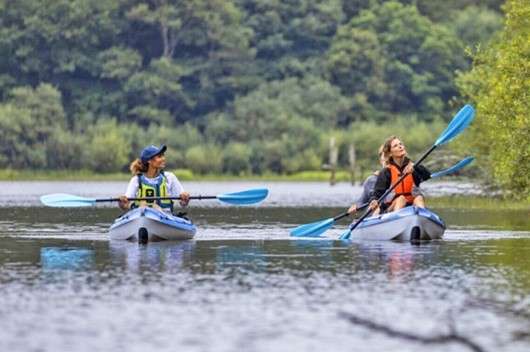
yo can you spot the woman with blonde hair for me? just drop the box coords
[118,144,190,212]
[368,136,431,213]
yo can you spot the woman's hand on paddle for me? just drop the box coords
[347,204,357,215]
[404,162,414,174]
[179,191,190,207]
[369,200,379,212]
[118,195,129,210]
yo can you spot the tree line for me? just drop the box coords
[2,0,526,199]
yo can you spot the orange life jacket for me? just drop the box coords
[387,163,415,204]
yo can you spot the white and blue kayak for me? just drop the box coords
[109,207,197,242]
[348,206,445,241]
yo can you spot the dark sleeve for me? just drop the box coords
[412,165,431,185]
[356,175,376,207]
[371,168,391,201]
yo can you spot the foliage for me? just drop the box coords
[456,0,530,199]
[222,143,251,175]
[85,119,131,172]
[330,116,445,173]
[0,84,66,168]
[328,1,467,120]
[451,6,503,49]
[184,144,223,174]
[0,0,515,192]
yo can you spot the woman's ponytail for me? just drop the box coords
[129,158,148,175]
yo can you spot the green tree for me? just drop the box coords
[0,84,67,168]
[126,0,256,119]
[414,0,503,22]
[456,0,530,199]
[451,6,502,48]
[330,1,466,119]
[84,119,131,172]
[222,142,251,175]
[184,144,222,174]
[123,57,190,125]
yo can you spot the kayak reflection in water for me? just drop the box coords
[348,144,386,216]
[109,241,195,272]
[118,144,190,214]
[369,136,431,214]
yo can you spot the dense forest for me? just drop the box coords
[0,0,527,197]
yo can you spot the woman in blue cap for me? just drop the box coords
[118,144,190,212]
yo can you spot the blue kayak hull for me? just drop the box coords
[109,207,196,242]
[350,206,445,241]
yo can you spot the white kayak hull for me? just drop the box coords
[350,206,445,241]
[109,207,196,242]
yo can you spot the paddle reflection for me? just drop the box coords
[40,247,94,272]
[215,244,265,270]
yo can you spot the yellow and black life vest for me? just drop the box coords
[386,163,415,204]
[134,172,173,210]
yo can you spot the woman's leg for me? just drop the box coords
[413,195,425,208]
[390,195,407,212]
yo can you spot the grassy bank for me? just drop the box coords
[0,168,357,182]
[0,169,130,181]
[429,196,530,210]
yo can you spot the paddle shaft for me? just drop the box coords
[95,195,217,203]
[334,153,468,224]
[348,144,437,233]
[332,201,371,222]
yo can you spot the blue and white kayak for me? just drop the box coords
[349,206,445,241]
[109,207,196,242]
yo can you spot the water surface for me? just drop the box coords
[0,181,529,352]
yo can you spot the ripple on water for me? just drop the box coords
[0,196,529,352]
[0,254,529,352]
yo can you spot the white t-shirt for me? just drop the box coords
[125,171,184,198]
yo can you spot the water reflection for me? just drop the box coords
[350,240,443,280]
[106,239,348,274]
[215,243,266,270]
[40,247,94,271]
[109,240,196,272]
[0,235,529,352]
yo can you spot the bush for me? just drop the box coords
[84,119,130,172]
[222,143,251,175]
[185,144,222,174]
[172,168,194,180]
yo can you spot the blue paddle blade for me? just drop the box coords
[40,193,96,207]
[339,228,352,240]
[431,156,475,178]
[216,188,268,205]
[435,105,475,146]
[290,218,334,237]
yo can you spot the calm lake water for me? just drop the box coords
[1,181,529,352]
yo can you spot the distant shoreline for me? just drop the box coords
[1,170,528,210]
[0,169,363,182]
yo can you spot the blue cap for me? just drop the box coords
[140,144,167,163]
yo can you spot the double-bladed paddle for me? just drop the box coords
[290,104,475,238]
[40,188,269,207]
[339,105,475,240]
[289,156,474,238]
[430,156,474,179]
